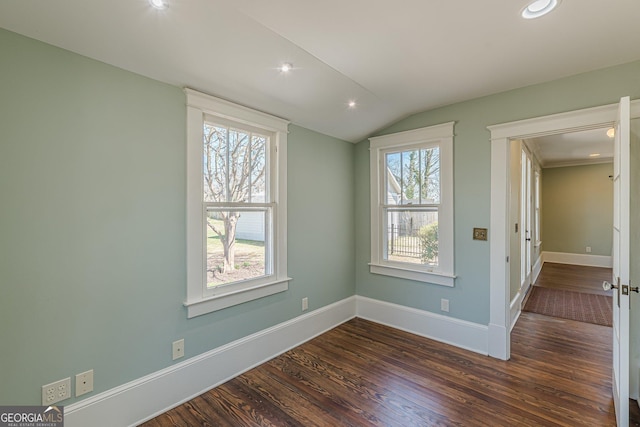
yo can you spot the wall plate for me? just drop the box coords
[473,228,488,241]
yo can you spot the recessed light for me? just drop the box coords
[607,128,615,138]
[149,0,168,9]
[348,100,357,109]
[521,0,559,19]
[280,63,293,73]
[589,153,601,157]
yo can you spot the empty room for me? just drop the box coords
[2,1,640,426]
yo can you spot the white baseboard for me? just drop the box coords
[542,251,612,268]
[532,256,543,284]
[509,276,542,331]
[510,291,522,331]
[65,295,493,426]
[65,296,356,427]
[355,296,488,355]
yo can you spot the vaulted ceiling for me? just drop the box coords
[1,0,639,143]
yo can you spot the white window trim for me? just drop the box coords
[369,122,455,287]
[184,88,290,318]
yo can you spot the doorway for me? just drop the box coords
[489,100,639,427]
[515,129,615,323]
[487,102,624,361]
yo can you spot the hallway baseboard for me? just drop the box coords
[542,251,612,268]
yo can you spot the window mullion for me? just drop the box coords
[400,151,404,205]
[418,149,423,205]
[248,133,253,203]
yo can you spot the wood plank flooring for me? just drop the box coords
[532,262,613,296]
[142,314,616,426]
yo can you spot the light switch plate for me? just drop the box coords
[473,228,488,241]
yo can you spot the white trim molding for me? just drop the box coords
[369,122,456,286]
[542,251,613,268]
[63,294,497,427]
[532,256,543,284]
[184,88,291,317]
[356,296,488,355]
[64,297,356,427]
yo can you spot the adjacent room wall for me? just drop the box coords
[541,163,613,256]
[0,28,355,406]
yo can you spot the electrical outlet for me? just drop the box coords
[441,298,450,312]
[42,378,71,405]
[173,339,184,360]
[586,246,592,253]
[75,369,94,397]
[302,297,308,311]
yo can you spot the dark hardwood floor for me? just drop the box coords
[532,262,613,296]
[142,314,617,426]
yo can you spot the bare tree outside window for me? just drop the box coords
[203,123,269,286]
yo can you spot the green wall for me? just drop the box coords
[541,163,613,256]
[0,28,355,405]
[355,60,640,324]
[3,22,640,408]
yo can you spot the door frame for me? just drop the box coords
[487,100,640,360]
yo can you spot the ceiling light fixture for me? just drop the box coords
[348,100,357,109]
[521,0,559,19]
[280,63,293,73]
[149,0,168,9]
[607,127,615,138]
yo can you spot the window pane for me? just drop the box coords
[386,147,440,205]
[203,123,270,204]
[228,128,250,202]
[385,209,438,266]
[206,208,270,287]
[385,152,402,204]
[250,134,267,203]
[203,124,228,202]
[402,150,420,203]
[420,147,440,203]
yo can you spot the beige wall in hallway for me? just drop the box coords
[541,162,613,256]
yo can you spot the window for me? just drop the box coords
[185,89,290,318]
[369,122,455,286]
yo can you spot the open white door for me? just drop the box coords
[608,96,631,427]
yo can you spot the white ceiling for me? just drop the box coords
[1,0,639,142]
[525,128,614,168]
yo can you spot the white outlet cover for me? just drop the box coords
[75,369,94,397]
[42,377,71,405]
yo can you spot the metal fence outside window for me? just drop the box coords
[388,222,423,258]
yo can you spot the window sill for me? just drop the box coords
[184,277,291,318]
[369,263,455,287]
